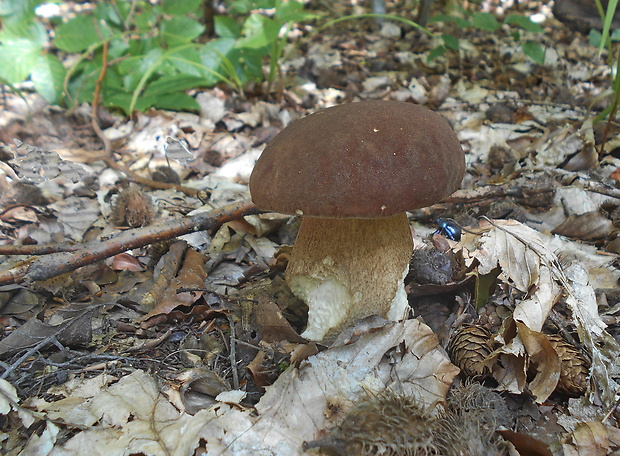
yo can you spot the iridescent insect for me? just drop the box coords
[434,218,462,241]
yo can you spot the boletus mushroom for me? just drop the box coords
[249,100,465,341]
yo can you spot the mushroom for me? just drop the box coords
[249,100,465,341]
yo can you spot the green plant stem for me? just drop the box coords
[596,46,620,150]
[267,22,292,92]
[212,50,244,92]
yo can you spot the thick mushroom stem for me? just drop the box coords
[285,213,414,341]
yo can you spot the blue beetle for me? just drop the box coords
[434,218,462,241]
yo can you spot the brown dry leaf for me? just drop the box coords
[498,430,553,456]
[247,351,271,391]
[204,319,458,455]
[462,219,620,404]
[513,265,561,332]
[21,320,457,456]
[140,241,186,311]
[10,140,89,184]
[32,370,216,456]
[1,378,37,427]
[486,328,528,394]
[0,305,97,358]
[141,245,207,325]
[0,206,39,223]
[564,264,620,405]
[253,297,305,343]
[473,219,539,291]
[223,319,459,455]
[552,212,614,241]
[561,421,620,456]
[516,321,561,402]
[49,196,100,241]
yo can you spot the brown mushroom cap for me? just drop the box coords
[249,100,465,218]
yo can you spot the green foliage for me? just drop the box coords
[428,9,545,64]
[0,0,316,114]
[590,0,620,125]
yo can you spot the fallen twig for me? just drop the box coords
[0,199,260,286]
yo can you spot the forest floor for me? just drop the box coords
[1,1,620,455]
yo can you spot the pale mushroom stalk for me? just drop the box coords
[249,100,465,342]
[286,214,412,341]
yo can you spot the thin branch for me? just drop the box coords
[0,199,260,286]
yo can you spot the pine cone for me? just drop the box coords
[547,334,590,397]
[447,324,494,378]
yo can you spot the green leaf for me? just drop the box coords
[428,13,456,24]
[103,91,133,114]
[0,0,44,22]
[589,29,603,47]
[429,13,471,28]
[600,0,619,53]
[441,33,459,51]
[54,15,112,52]
[427,45,447,61]
[166,46,205,77]
[237,14,280,49]
[199,38,237,85]
[472,12,500,31]
[160,16,204,46]
[0,39,41,82]
[275,0,317,23]
[135,10,158,32]
[0,19,48,45]
[162,0,203,15]
[521,40,545,64]
[144,92,200,111]
[230,0,275,14]
[504,14,543,33]
[474,268,502,309]
[106,90,199,114]
[455,16,471,28]
[215,15,241,38]
[31,53,66,103]
[142,74,209,97]
[94,2,124,28]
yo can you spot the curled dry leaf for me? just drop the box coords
[141,244,208,326]
[1,378,37,428]
[564,263,620,405]
[516,321,561,401]
[462,219,620,404]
